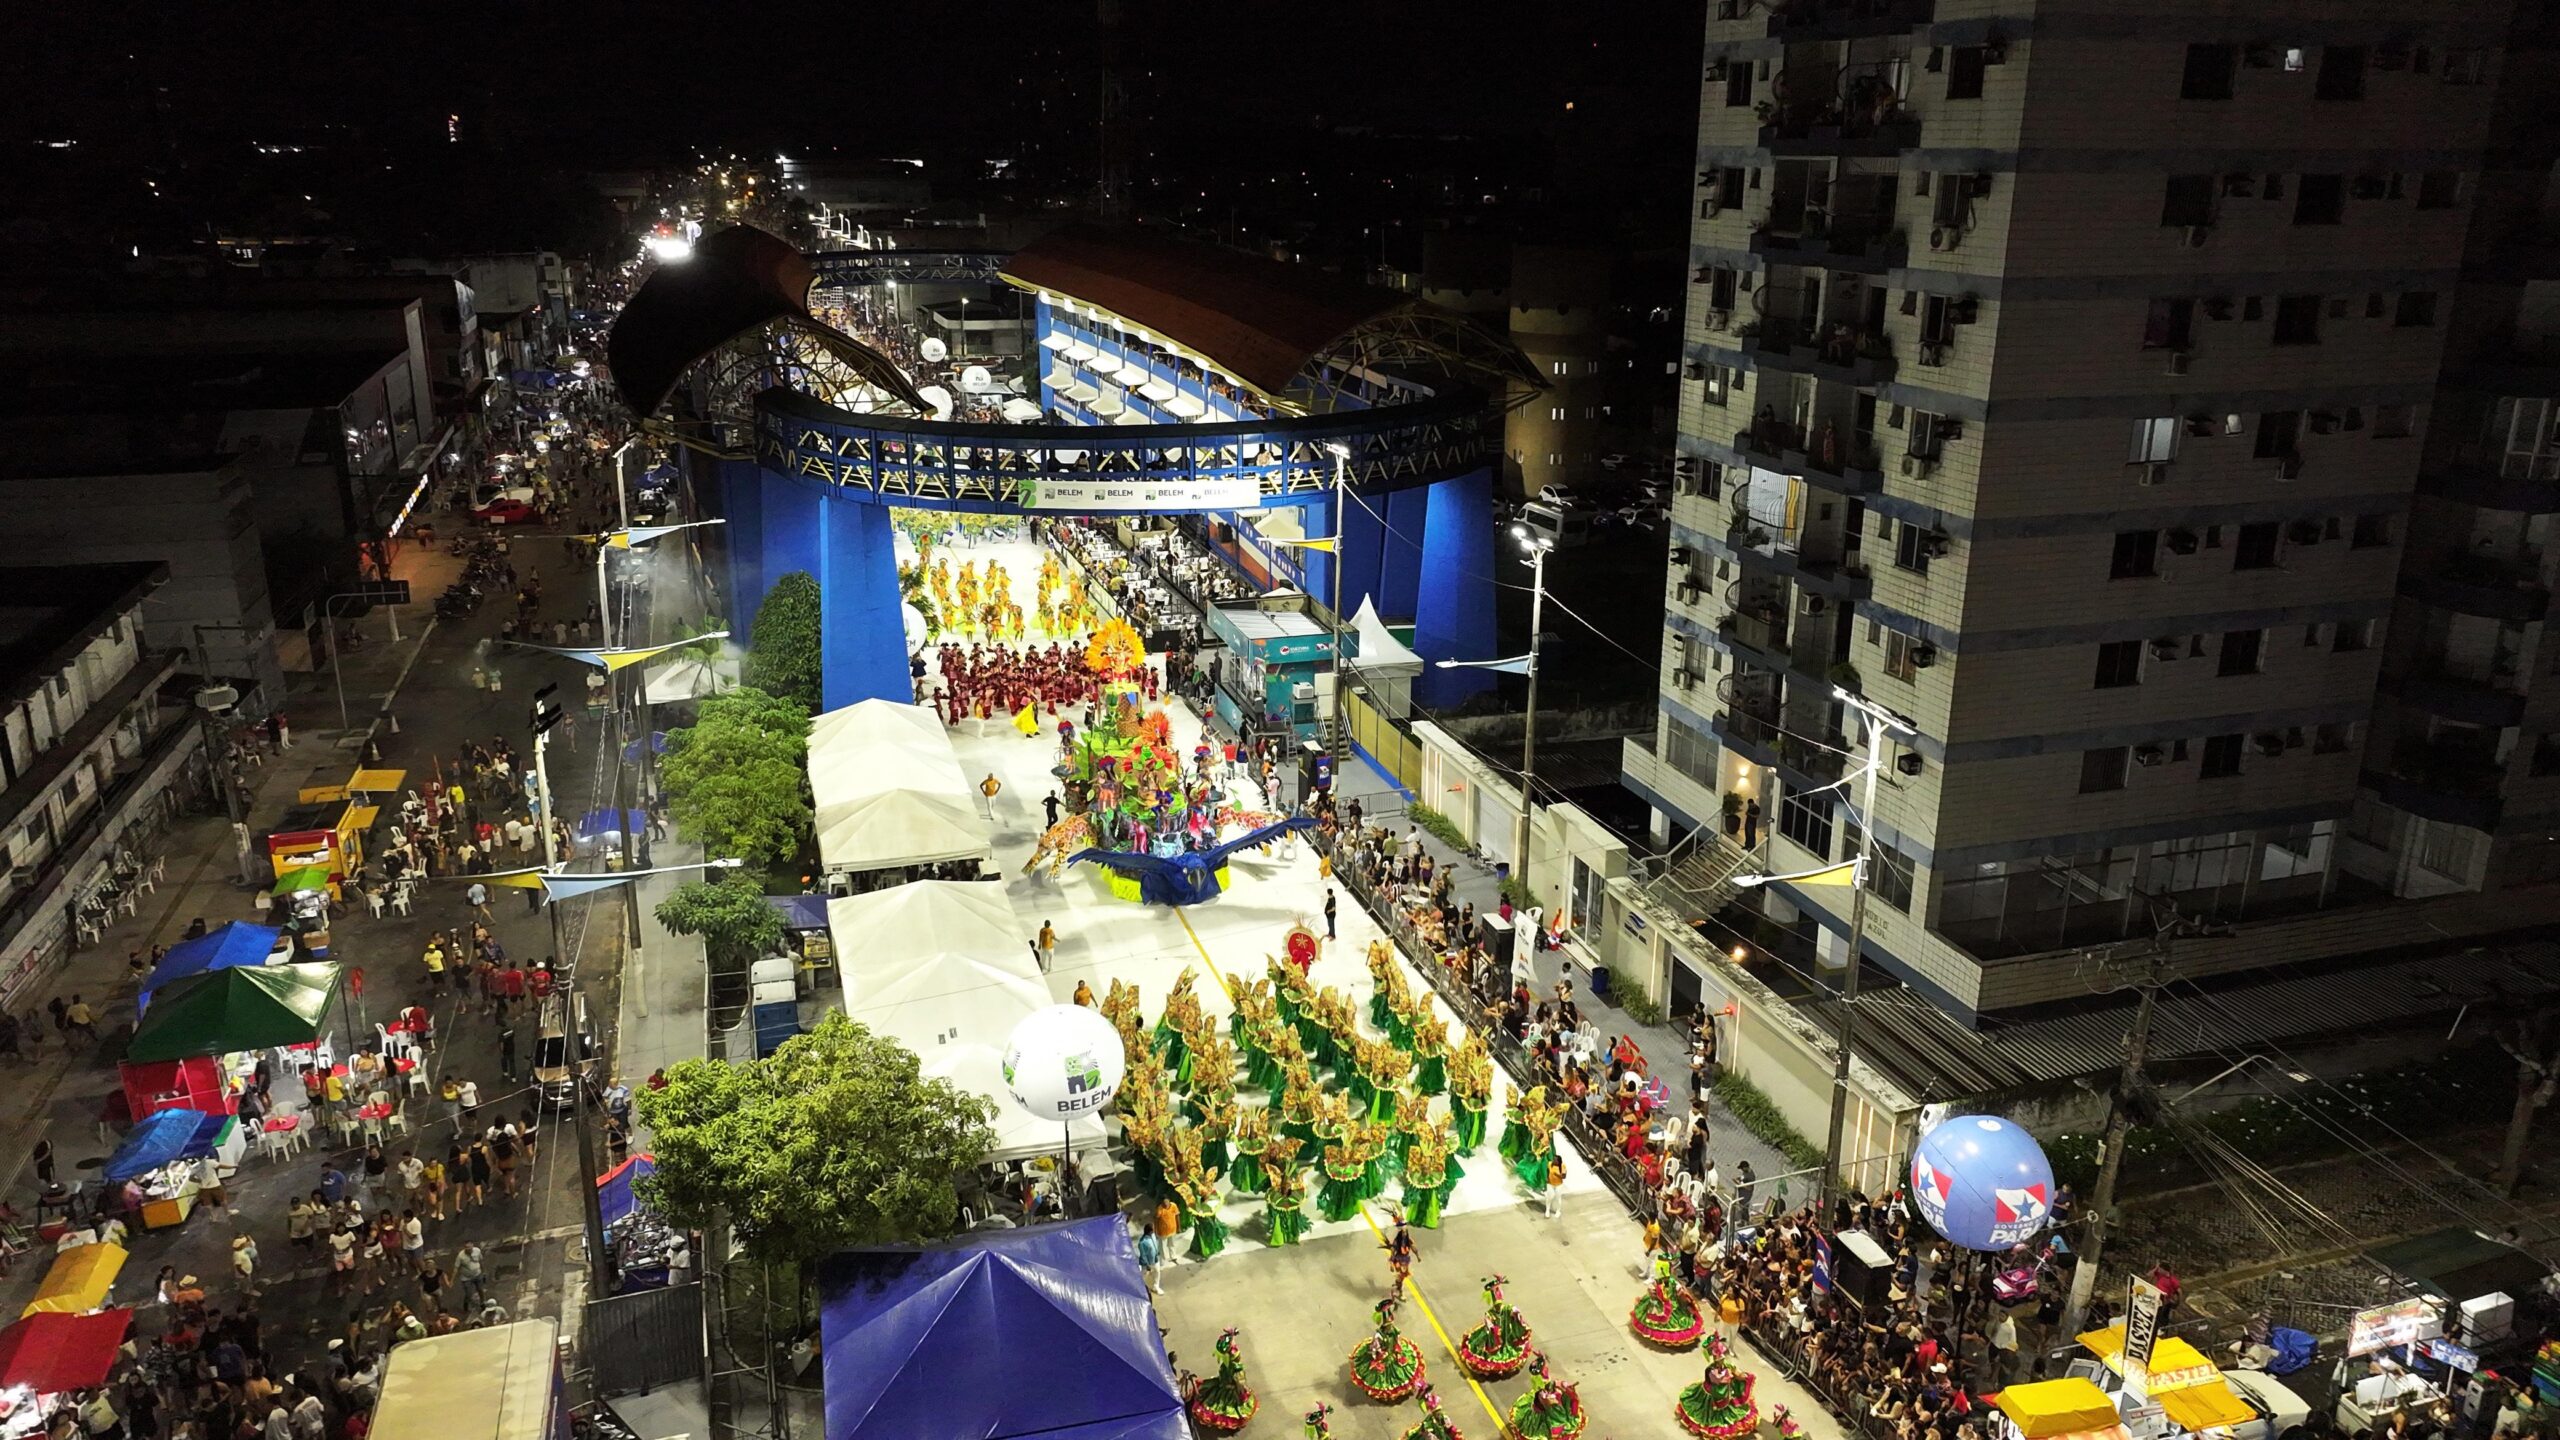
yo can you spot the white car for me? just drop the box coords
[2218,1368,2313,1440]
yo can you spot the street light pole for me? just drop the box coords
[1514,538,1551,910]
[1324,443,1349,774]
[1817,688,1914,1208]
[533,689,612,1294]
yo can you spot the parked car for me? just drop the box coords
[1533,483,1583,510]
[474,497,537,527]
[531,993,600,1108]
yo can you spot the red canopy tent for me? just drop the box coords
[118,1056,233,1121]
[0,1308,132,1393]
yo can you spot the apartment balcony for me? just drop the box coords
[1739,319,1899,388]
[2398,553,2553,623]
[1756,106,1921,158]
[1759,0,1932,41]
[1729,420,1885,495]
[1748,219,1909,276]
[2393,670,2530,729]
[2364,738,2509,831]
[2416,457,2560,515]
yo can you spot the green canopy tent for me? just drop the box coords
[125,962,345,1063]
[270,867,331,896]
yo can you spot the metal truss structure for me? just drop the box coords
[1298,303,1551,417]
[805,250,1011,289]
[754,386,1501,511]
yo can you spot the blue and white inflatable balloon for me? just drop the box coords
[1908,1114,2055,1251]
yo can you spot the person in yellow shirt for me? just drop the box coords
[423,939,446,984]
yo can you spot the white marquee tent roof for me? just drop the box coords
[815,790,989,872]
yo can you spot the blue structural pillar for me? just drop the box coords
[760,469,825,605]
[819,498,913,708]
[1378,487,1428,622]
[718,457,767,627]
[1414,469,1497,705]
[1335,487,1389,622]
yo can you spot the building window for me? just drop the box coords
[2373,403,2415,438]
[2255,410,2301,458]
[2440,48,2486,84]
[2315,45,2367,100]
[2143,298,2195,350]
[1839,820,1914,911]
[2294,174,2345,225]
[1702,364,1733,407]
[1884,630,1921,682]
[1709,267,1740,311]
[2314,722,2351,754]
[2417,171,2462,209]
[1908,411,1948,459]
[1549,406,1566,421]
[2200,733,2245,779]
[2394,291,2438,327]
[2533,734,2560,777]
[2181,43,2237,99]
[2129,416,2180,463]
[1892,521,1931,575]
[1551,360,1569,376]
[2232,521,2281,570]
[2162,175,2216,227]
[2273,295,2323,344]
[2079,747,2130,794]
[2094,640,2143,689]
[1725,66,1754,106]
[2110,530,2160,580]
[1779,788,1835,856]
[2351,513,2394,548]
[1947,46,1988,99]
[2333,618,2376,652]
[2218,628,2265,676]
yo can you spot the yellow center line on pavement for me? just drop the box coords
[1169,905,1509,1435]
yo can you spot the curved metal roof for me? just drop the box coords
[607,226,923,417]
[999,225,1412,397]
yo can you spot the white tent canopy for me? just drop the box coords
[1346,597,1424,720]
[642,658,730,705]
[816,789,988,871]
[827,885,1102,1164]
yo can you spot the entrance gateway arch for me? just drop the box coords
[610,225,1542,710]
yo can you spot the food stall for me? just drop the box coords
[2080,1326,2226,1395]
[138,923,289,1013]
[125,963,344,1064]
[0,1308,131,1440]
[1997,1378,2130,1440]
[294,767,408,807]
[596,1155,686,1292]
[118,1056,234,1121]
[103,1107,241,1230]
[763,895,836,974]
[2076,1323,2310,1440]
[18,1244,125,1320]
[2333,1298,2455,1434]
[267,797,379,904]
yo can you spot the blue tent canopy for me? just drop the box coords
[103,1108,232,1182]
[575,808,649,840]
[818,1216,1185,1440]
[597,1154,657,1229]
[141,923,282,1012]
[765,895,828,931]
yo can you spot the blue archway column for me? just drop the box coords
[760,470,824,606]
[1414,468,1497,705]
[1378,488,1428,621]
[718,457,767,627]
[1336,487,1389,621]
[819,498,913,708]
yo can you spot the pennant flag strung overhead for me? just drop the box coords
[604,524,698,549]
[1790,861,1862,887]
[1266,536,1336,553]
[456,859,744,906]
[508,634,728,673]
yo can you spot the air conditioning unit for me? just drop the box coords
[2164,527,2200,555]
[2148,638,2184,661]
[1709,308,1734,329]
[2253,733,2288,758]
[2286,520,2323,546]
[2133,744,2167,767]
[1902,455,1939,477]
[1674,456,1701,476]
[2139,462,2172,487]
[1684,361,1708,380]
[2184,224,2213,248]
[1929,227,1961,251]
[1705,59,1731,80]
[2165,350,2193,375]
[1908,645,1939,669]
[1802,594,1827,614]
[1673,668,1699,688]
[1716,0,1741,17]
[1921,532,1953,559]
[1919,341,1950,367]
[1950,295,1982,325]
[1670,546,1694,565]
[1675,582,1704,603]
[1895,752,1926,776]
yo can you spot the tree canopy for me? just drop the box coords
[659,685,811,873]
[654,873,789,959]
[744,572,823,712]
[634,1013,998,1264]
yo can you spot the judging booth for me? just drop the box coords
[18,1244,126,1320]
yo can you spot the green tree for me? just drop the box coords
[659,686,812,872]
[744,572,823,712]
[655,873,788,958]
[634,1013,998,1264]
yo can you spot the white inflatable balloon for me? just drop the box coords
[920,336,950,363]
[1001,1005,1126,1122]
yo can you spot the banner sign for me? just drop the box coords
[2122,1276,2165,1400]
[1020,476,1263,513]
[2427,1338,2478,1373]
[2348,1298,2441,1357]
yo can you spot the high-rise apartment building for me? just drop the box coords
[1628,0,2560,1019]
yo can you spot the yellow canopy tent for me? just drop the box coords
[2157,1383,2258,1434]
[1997,1379,2125,1440]
[22,1242,127,1318]
[346,768,407,794]
[2079,1325,2223,1393]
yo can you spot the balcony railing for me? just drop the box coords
[1742,320,1898,386]
[1731,420,1884,489]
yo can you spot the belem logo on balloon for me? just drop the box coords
[1906,1114,2055,1252]
[1001,1004,1127,1122]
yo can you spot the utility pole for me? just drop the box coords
[1819,688,1914,1208]
[2062,913,2186,1338]
[535,684,613,1293]
[1511,533,1553,909]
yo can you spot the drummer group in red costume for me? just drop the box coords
[929,640,1159,725]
